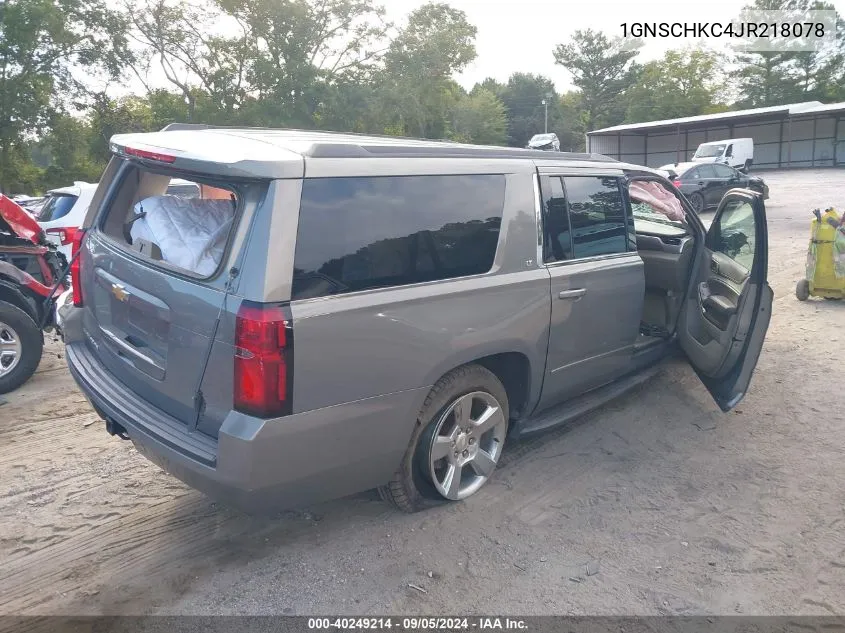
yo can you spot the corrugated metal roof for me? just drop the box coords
[788,101,845,116]
[588,101,824,135]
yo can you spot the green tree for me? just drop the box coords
[733,0,845,106]
[313,80,384,133]
[553,29,641,132]
[448,89,507,145]
[496,73,558,147]
[0,146,42,196]
[625,49,728,122]
[472,77,506,98]
[128,0,389,127]
[734,51,796,107]
[0,0,130,192]
[87,94,155,163]
[784,1,845,102]
[557,91,585,151]
[379,2,477,138]
[127,0,254,122]
[36,115,102,190]
[226,0,389,126]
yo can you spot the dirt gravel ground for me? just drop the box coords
[1,169,844,617]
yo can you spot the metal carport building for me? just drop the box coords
[586,101,845,169]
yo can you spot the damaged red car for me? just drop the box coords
[0,194,68,393]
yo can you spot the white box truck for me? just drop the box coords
[692,138,754,172]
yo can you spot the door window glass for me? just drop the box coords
[629,180,687,228]
[563,176,628,258]
[540,176,572,262]
[686,166,702,180]
[292,175,506,299]
[711,198,756,271]
[712,164,736,179]
[695,164,718,178]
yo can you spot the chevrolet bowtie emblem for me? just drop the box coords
[111,283,129,302]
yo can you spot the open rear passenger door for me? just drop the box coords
[680,190,773,412]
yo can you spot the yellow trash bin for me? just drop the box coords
[796,208,845,301]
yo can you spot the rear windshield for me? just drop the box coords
[39,194,78,222]
[97,163,244,278]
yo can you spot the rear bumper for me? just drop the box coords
[66,340,425,513]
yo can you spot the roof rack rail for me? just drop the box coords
[158,122,458,143]
[304,144,618,162]
[153,123,617,162]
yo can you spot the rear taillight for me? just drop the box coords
[70,229,86,306]
[671,179,682,188]
[234,302,293,418]
[46,226,78,246]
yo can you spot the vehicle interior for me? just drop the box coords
[629,176,761,380]
[100,167,239,277]
[628,178,696,342]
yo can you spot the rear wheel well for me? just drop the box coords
[0,282,39,323]
[473,352,531,420]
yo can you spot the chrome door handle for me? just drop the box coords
[558,288,587,300]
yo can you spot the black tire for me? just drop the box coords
[378,364,509,513]
[689,192,705,214]
[744,159,752,173]
[0,301,43,394]
[795,279,810,302]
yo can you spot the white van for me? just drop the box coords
[692,138,754,172]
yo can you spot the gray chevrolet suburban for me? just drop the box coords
[61,126,772,513]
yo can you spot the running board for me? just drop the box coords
[515,365,663,438]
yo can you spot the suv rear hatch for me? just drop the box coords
[79,157,266,438]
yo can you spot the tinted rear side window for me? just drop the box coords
[38,194,78,222]
[694,164,718,179]
[292,175,506,300]
[712,164,735,178]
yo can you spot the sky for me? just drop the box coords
[381,0,845,91]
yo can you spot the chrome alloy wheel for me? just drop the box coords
[0,322,22,378]
[427,391,507,500]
